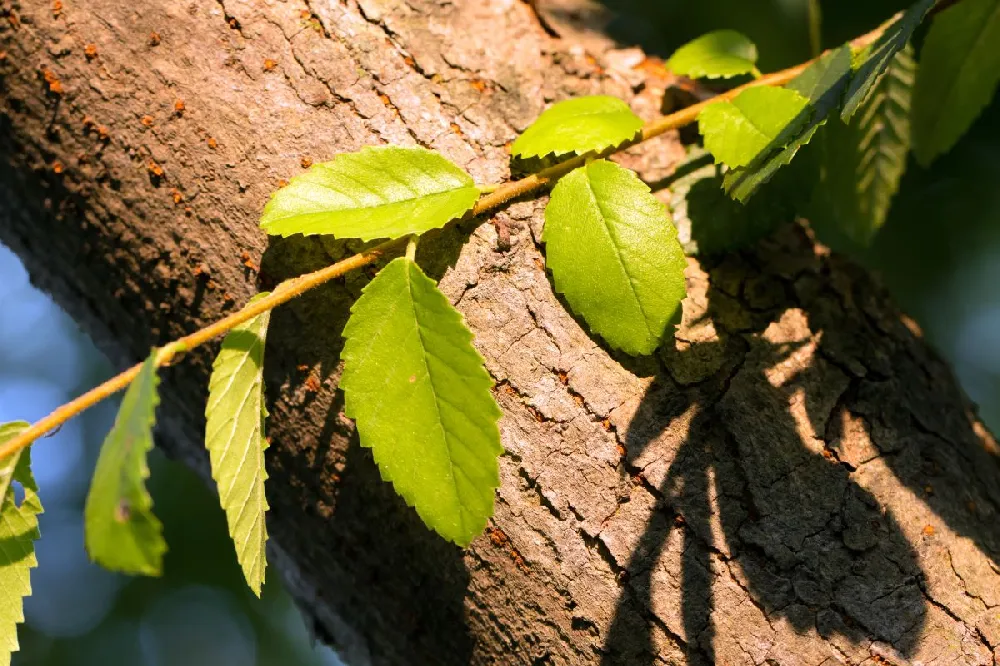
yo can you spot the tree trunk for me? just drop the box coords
[2,1,999,664]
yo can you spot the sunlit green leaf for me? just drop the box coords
[206,294,272,596]
[699,86,810,168]
[667,30,759,79]
[341,258,503,547]
[722,46,853,202]
[543,160,687,355]
[811,45,915,245]
[842,0,934,120]
[912,0,1000,165]
[260,146,479,241]
[511,96,643,161]
[0,423,42,666]
[85,353,166,576]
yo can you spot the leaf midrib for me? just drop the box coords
[403,263,469,537]
[580,168,657,340]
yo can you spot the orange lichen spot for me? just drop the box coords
[634,55,667,78]
[403,55,415,68]
[922,524,935,537]
[84,43,98,60]
[821,448,834,459]
[207,136,218,149]
[602,419,613,432]
[276,178,288,188]
[223,292,236,304]
[296,364,309,372]
[227,16,240,30]
[141,114,154,127]
[148,31,161,47]
[556,370,568,385]
[300,156,313,169]
[263,58,277,72]
[147,160,164,178]
[470,78,488,92]
[304,375,321,392]
[615,443,626,458]
[0,51,8,63]
[299,9,311,19]
[171,189,183,205]
[449,122,463,136]
[173,99,185,115]
[52,161,64,174]
[184,206,193,216]
[192,264,209,278]
[52,0,63,18]
[96,125,110,141]
[82,115,95,129]
[41,67,63,95]
[7,12,20,29]
[239,250,258,271]
[487,527,529,572]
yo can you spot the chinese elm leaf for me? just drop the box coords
[84,353,166,576]
[698,86,810,168]
[511,96,643,161]
[841,0,934,120]
[669,149,792,255]
[667,30,759,79]
[341,257,503,547]
[0,423,42,666]
[722,47,853,202]
[787,45,854,118]
[811,44,915,245]
[912,0,1000,165]
[543,160,687,355]
[724,125,821,202]
[205,294,272,597]
[260,146,479,241]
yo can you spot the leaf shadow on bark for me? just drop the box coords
[254,225,480,662]
[598,216,996,663]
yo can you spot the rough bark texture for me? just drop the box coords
[2,0,1000,664]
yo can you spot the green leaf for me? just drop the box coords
[912,0,1000,165]
[543,160,687,355]
[787,45,854,118]
[722,46,853,202]
[667,30,759,79]
[205,294,272,597]
[841,0,934,120]
[510,96,643,161]
[669,150,791,255]
[341,257,503,547]
[85,353,166,576]
[811,44,916,246]
[698,86,810,168]
[260,146,480,241]
[0,423,43,666]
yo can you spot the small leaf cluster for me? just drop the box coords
[2,1,999,658]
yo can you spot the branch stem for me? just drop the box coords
[0,18,894,462]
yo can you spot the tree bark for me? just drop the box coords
[2,1,999,664]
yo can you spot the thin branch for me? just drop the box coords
[0,18,895,462]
